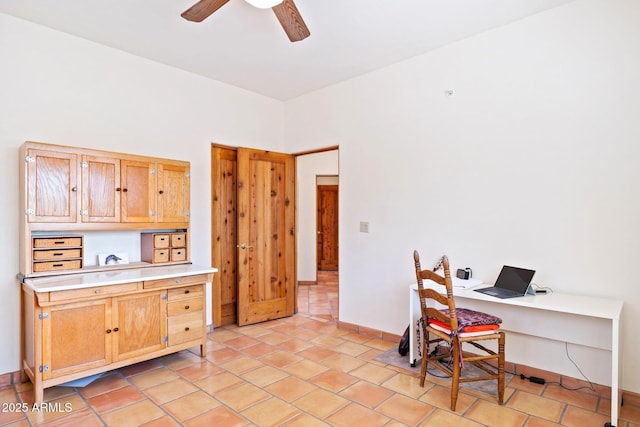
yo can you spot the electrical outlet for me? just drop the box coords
[359,221,369,233]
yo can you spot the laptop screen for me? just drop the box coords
[495,266,536,293]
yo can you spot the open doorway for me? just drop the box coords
[294,149,339,320]
[294,149,339,284]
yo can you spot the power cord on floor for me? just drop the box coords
[513,342,596,392]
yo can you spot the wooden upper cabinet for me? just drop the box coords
[121,160,156,223]
[81,155,121,223]
[21,142,190,229]
[25,148,78,223]
[157,163,190,223]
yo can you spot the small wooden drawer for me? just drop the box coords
[33,237,82,249]
[33,249,82,261]
[170,248,186,262]
[153,234,170,248]
[168,312,204,346]
[153,249,170,263]
[167,284,204,301]
[171,233,186,247]
[49,282,141,302]
[144,275,208,290]
[33,259,82,273]
[167,297,203,316]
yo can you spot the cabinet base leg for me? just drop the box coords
[605,422,615,427]
[410,359,416,368]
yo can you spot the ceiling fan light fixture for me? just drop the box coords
[245,0,283,9]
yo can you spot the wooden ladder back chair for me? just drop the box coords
[413,250,505,411]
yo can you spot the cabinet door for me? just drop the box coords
[121,160,156,223]
[81,155,121,222]
[157,163,190,223]
[26,149,78,223]
[112,291,167,361]
[41,299,112,380]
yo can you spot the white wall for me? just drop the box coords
[0,13,284,375]
[296,151,340,281]
[284,0,640,393]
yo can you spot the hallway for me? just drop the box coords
[297,271,339,322]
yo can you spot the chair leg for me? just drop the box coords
[420,335,428,387]
[450,338,461,411]
[498,332,505,405]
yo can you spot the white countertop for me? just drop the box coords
[22,264,218,292]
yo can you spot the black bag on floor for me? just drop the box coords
[398,325,410,356]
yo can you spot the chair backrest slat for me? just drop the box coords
[413,250,459,331]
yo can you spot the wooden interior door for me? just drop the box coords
[211,147,238,327]
[316,185,339,270]
[236,148,296,326]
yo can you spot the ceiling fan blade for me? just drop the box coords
[181,0,231,22]
[272,0,310,42]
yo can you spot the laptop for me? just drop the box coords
[474,265,536,299]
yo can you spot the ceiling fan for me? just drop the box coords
[181,0,310,42]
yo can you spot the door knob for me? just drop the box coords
[237,243,253,250]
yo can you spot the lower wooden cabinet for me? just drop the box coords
[21,268,212,402]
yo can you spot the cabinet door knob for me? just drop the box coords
[113,327,119,332]
[185,305,190,310]
[184,327,190,331]
[122,188,128,192]
[158,190,164,194]
[116,187,121,192]
[106,329,112,334]
[71,187,77,192]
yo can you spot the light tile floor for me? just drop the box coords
[1,272,638,426]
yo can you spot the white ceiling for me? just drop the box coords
[0,0,575,100]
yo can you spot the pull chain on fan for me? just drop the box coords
[181,0,310,42]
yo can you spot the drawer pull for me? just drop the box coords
[53,263,63,267]
[175,278,181,284]
[95,289,100,294]
[184,327,190,331]
[54,241,65,245]
[53,252,63,256]
[176,251,182,255]
[185,305,190,310]
[184,290,190,294]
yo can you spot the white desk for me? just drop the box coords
[409,284,623,427]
